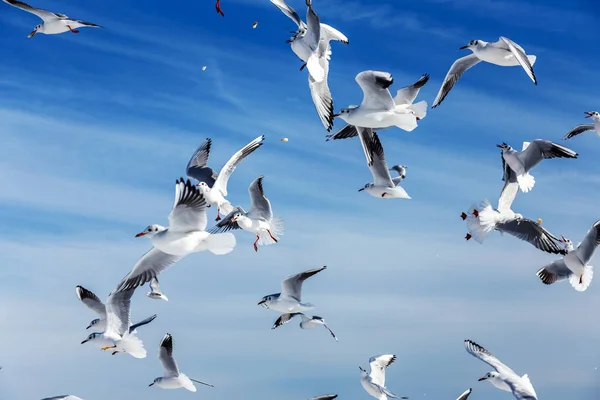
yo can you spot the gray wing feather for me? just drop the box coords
[75,285,106,317]
[213,135,265,196]
[105,288,135,337]
[355,70,395,110]
[575,220,600,264]
[495,218,568,255]
[309,53,334,131]
[358,128,394,187]
[310,395,338,400]
[498,159,518,212]
[323,324,338,341]
[129,314,157,333]
[326,124,358,141]
[563,124,595,140]
[517,139,578,172]
[456,388,472,400]
[272,312,303,329]
[248,176,273,221]
[186,139,218,187]
[536,259,572,285]
[394,73,429,105]
[464,340,518,377]
[499,36,537,84]
[432,54,481,108]
[2,0,61,21]
[168,178,208,232]
[280,266,327,301]
[207,206,245,234]
[269,0,305,29]
[305,0,320,52]
[114,248,184,292]
[158,333,180,377]
[41,397,84,400]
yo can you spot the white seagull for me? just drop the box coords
[149,333,214,391]
[80,288,152,358]
[357,127,410,199]
[209,175,284,252]
[536,219,600,292]
[327,74,429,141]
[496,140,577,193]
[2,0,101,38]
[114,178,236,292]
[146,278,169,301]
[258,266,326,315]
[432,37,537,108]
[464,340,538,400]
[462,148,568,255]
[563,111,600,140]
[272,312,338,341]
[41,397,84,400]
[334,71,427,132]
[360,354,408,400]
[270,0,348,131]
[76,285,157,332]
[186,135,265,221]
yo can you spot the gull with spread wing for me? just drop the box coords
[186,136,264,221]
[328,74,428,141]
[334,71,427,132]
[2,0,101,38]
[270,0,348,131]
[563,111,600,140]
[464,340,538,400]
[272,312,338,341]
[356,127,410,199]
[114,178,236,292]
[462,146,567,255]
[432,37,536,108]
[258,266,326,318]
[360,354,408,400]
[80,288,152,358]
[209,175,284,252]
[536,219,600,292]
[149,333,214,391]
[497,140,577,193]
[41,397,84,400]
[146,278,169,301]
[76,285,157,332]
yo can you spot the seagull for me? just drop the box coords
[360,354,408,400]
[455,389,472,400]
[114,178,236,292]
[80,288,153,358]
[186,136,265,221]
[327,74,429,141]
[356,127,410,199]
[271,312,338,341]
[563,111,600,140]
[149,333,214,391]
[146,278,169,301]
[310,395,338,400]
[41,397,84,400]
[464,340,538,400]
[2,0,101,38]
[258,266,326,315]
[462,146,568,255]
[209,175,284,252]
[333,71,427,132]
[432,37,537,108]
[536,220,600,292]
[270,0,348,131]
[497,140,577,193]
[76,285,157,332]
[215,0,224,16]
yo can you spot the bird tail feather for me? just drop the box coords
[569,265,593,292]
[258,216,284,246]
[466,199,497,243]
[119,332,147,359]
[516,172,535,193]
[406,100,428,120]
[201,232,236,255]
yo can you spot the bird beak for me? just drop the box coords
[333,113,340,118]
[459,45,469,50]
[561,235,567,242]
[495,144,504,148]
[585,111,594,118]
[358,188,365,192]
[86,324,92,329]
[257,299,266,306]
[28,30,37,38]
[135,232,146,237]
[148,382,154,387]
[478,376,487,381]
[81,339,88,344]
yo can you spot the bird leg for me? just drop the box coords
[215,207,222,221]
[253,235,260,252]
[215,0,225,16]
[580,275,584,285]
[267,229,278,243]
[460,212,468,220]
[67,25,80,34]
[299,63,307,71]
[111,351,119,355]
[381,193,387,198]
[465,233,472,241]
[101,345,117,351]
[472,209,479,217]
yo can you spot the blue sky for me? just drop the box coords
[0,0,599,399]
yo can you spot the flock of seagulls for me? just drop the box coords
[1,0,595,399]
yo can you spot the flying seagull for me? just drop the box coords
[209,175,284,252]
[2,0,101,38]
[464,340,538,400]
[327,74,429,141]
[432,37,536,108]
[563,111,600,140]
[536,219,600,292]
[186,136,265,221]
[41,397,84,400]
[360,354,409,400]
[272,312,338,341]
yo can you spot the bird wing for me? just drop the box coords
[207,206,245,234]
[114,248,184,292]
[497,158,518,212]
[456,388,472,400]
[129,314,157,334]
[355,70,395,110]
[272,312,303,329]
[394,74,430,105]
[326,124,359,141]
[563,124,595,140]
[309,395,338,400]
[280,266,327,302]
[248,176,273,221]
[358,128,394,187]
[464,340,519,378]
[432,54,481,108]
[2,0,61,22]
[75,285,106,318]
[308,38,334,131]
[168,178,208,232]
[536,259,572,285]
[575,220,600,265]
[516,139,578,172]
[158,333,180,377]
[185,138,218,187]
[213,135,264,196]
[368,354,396,387]
[322,323,338,341]
[495,218,568,255]
[104,288,135,338]
[304,0,320,52]
[269,0,305,30]
[498,37,537,84]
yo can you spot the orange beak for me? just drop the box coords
[135,232,146,237]
[28,30,37,38]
